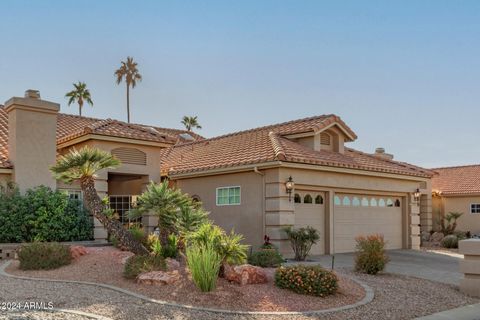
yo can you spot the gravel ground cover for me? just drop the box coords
[0,311,95,320]
[5,247,364,312]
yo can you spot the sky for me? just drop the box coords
[1,0,479,168]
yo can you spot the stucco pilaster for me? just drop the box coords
[408,196,421,250]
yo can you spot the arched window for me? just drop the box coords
[378,198,386,207]
[315,195,323,204]
[334,196,341,206]
[395,199,401,207]
[342,196,351,206]
[294,193,301,203]
[352,197,360,206]
[370,198,378,207]
[304,194,313,204]
[386,198,394,207]
[361,197,369,207]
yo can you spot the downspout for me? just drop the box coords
[253,167,266,243]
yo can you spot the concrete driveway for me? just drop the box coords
[311,250,463,285]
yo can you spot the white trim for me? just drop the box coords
[215,186,241,206]
[470,203,480,214]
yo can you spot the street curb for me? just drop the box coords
[0,260,374,316]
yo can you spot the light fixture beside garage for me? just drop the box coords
[414,188,421,203]
[286,176,295,201]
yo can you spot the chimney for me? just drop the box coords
[373,147,394,160]
[4,90,59,192]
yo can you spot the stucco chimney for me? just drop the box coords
[373,147,394,160]
[4,90,60,192]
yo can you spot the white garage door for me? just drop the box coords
[294,192,325,255]
[334,194,403,253]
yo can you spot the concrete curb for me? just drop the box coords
[415,303,480,320]
[3,307,112,319]
[0,260,374,316]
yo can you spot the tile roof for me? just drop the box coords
[432,165,480,195]
[0,107,203,168]
[159,115,433,178]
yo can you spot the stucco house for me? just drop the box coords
[0,90,435,254]
[432,165,480,235]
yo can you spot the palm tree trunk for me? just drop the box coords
[80,176,149,255]
[79,102,83,117]
[126,83,130,123]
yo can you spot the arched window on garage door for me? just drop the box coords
[352,197,360,206]
[304,194,313,204]
[378,198,386,207]
[334,196,341,206]
[342,196,351,206]
[361,197,369,206]
[294,193,301,203]
[315,195,323,204]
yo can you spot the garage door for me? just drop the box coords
[294,191,325,255]
[334,194,403,253]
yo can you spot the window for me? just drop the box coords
[361,197,369,207]
[352,197,360,206]
[216,186,241,206]
[395,199,401,207]
[342,196,351,206]
[109,195,140,226]
[315,195,324,204]
[334,196,341,206]
[370,198,378,207]
[60,189,83,202]
[294,193,301,203]
[304,194,313,204]
[471,204,480,214]
[378,198,386,207]
[386,198,394,207]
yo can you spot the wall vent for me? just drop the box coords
[320,133,331,145]
[111,147,146,165]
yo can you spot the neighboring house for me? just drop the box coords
[0,90,435,255]
[432,165,480,235]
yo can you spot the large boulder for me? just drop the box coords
[137,270,180,285]
[223,264,268,286]
[165,258,180,271]
[430,232,445,243]
[70,246,87,259]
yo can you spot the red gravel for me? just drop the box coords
[6,246,365,312]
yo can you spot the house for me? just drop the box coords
[432,165,480,235]
[0,90,434,254]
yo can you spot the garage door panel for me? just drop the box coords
[294,192,325,255]
[334,194,403,253]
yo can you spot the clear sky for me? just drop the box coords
[1,0,479,168]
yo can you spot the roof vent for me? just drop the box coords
[374,147,394,160]
[25,89,40,99]
[179,133,194,141]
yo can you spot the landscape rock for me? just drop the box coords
[137,270,180,285]
[165,258,180,271]
[223,264,268,286]
[421,231,431,242]
[430,232,445,242]
[70,246,87,259]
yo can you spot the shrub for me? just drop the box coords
[442,234,459,248]
[261,235,277,250]
[0,185,93,243]
[248,249,284,268]
[18,242,72,270]
[283,226,320,261]
[162,234,179,258]
[354,234,389,275]
[128,225,147,245]
[439,212,463,235]
[275,265,338,296]
[123,255,166,279]
[186,243,222,292]
[147,234,163,256]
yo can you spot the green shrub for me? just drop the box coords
[275,265,338,296]
[186,243,222,292]
[283,226,320,261]
[354,234,389,275]
[123,255,166,279]
[187,223,248,265]
[128,225,147,245]
[18,242,72,270]
[442,234,459,248]
[162,234,179,258]
[248,249,284,268]
[0,185,93,243]
[147,234,163,256]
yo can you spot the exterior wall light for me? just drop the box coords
[286,176,295,201]
[414,188,421,203]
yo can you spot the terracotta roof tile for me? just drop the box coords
[432,165,480,195]
[0,107,203,168]
[160,115,433,178]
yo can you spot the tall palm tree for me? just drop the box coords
[50,146,149,255]
[65,82,93,117]
[181,116,202,131]
[115,57,142,123]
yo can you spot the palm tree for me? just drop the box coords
[115,57,142,123]
[50,146,149,255]
[181,116,202,131]
[65,82,93,116]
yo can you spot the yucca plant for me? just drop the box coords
[186,243,221,292]
[50,146,148,255]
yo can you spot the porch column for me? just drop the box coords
[409,194,421,250]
